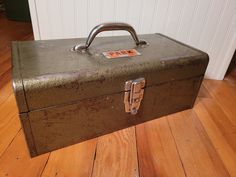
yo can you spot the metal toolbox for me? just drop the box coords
[12,23,209,157]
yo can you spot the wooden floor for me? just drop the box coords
[0,14,236,177]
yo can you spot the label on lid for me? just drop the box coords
[103,49,141,59]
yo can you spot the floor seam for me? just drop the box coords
[167,118,188,177]
[0,128,22,159]
[90,138,98,177]
[135,126,141,177]
[39,152,51,177]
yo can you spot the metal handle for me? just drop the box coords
[72,22,147,52]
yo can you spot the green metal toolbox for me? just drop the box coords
[12,23,209,157]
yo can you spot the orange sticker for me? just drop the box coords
[103,49,141,59]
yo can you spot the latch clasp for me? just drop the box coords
[124,78,145,115]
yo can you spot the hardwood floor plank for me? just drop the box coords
[0,60,11,78]
[168,110,230,177]
[197,98,236,151]
[41,139,97,177]
[0,65,20,156]
[136,117,186,177]
[197,81,212,98]
[204,80,236,127]
[0,114,21,156]
[204,80,236,99]
[0,95,21,156]
[0,81,13,106]
[0,94,18,122]
[0,130,49,177]
[0,69,11,89]
[92,127,139,177]
[0,49,10,65]
[194,98,236,176]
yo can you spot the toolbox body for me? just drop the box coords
[12,26,208,156]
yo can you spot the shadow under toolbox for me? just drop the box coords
[12,23,209,157]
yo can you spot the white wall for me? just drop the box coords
[28,0,236,80]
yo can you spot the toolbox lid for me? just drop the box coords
[12,34,208,113]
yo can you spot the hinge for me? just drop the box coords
[124,78,145,115]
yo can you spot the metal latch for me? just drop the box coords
[124,78,145,115]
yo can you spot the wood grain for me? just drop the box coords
[0,72,12,89]
[92,127,139,177]
[204,80,236,127]
[41,139,97,177]
[194,98,236,176]
[0,95,21,156]
[0,114,21,156]
[0,130,49,177]
[0,80,13,108]
[0,60,11,78]
[168,110,230,177]
[196,98,236,152]
[136,117,186,177]
[197,81,212,98]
